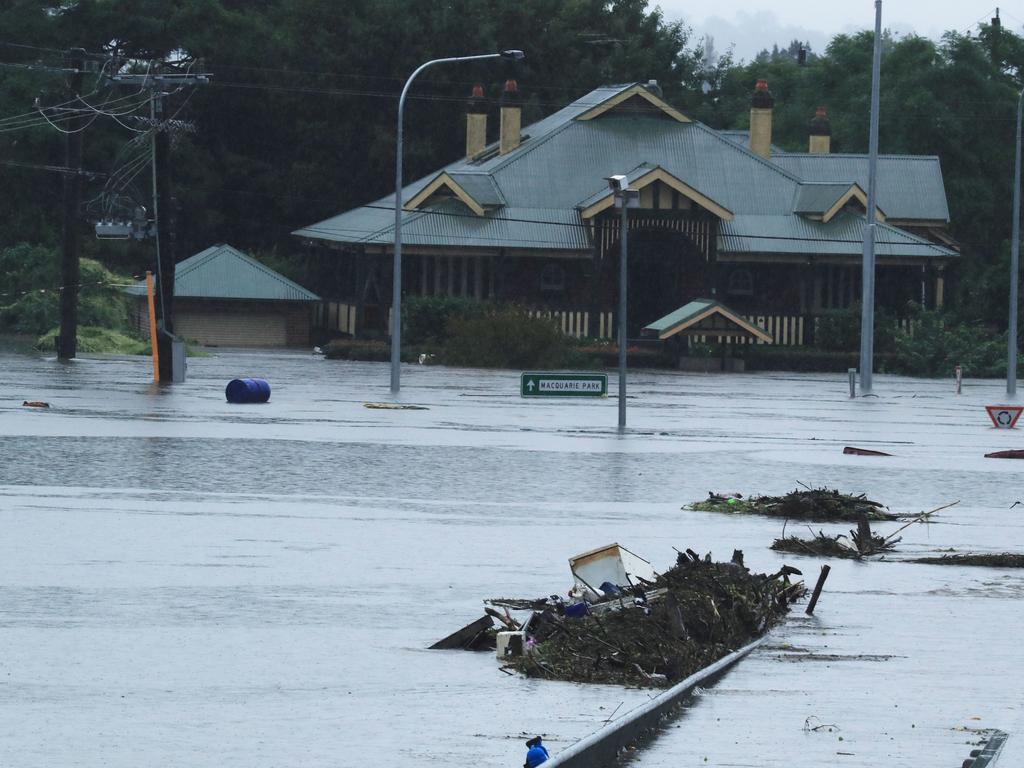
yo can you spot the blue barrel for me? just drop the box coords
[225,378,271,404]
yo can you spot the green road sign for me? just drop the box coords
[520,372,608,398]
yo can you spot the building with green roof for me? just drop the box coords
[128,244,320,347]
[295,80,956,342]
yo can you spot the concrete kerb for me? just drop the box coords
[964,730,1008,768]
[543,637,766,768]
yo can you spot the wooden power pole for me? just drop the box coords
[108,64,209,381]
[57,48,87,361]
[152,88,177,381]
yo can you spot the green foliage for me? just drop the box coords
[813,303,897,354]
[401,295,486,346]
[0,0,703,254]
[0,243,136,335]
[321,339,391,362]
[890,310,1005,377]
[442,307,573,369]
[34,325,149,355]
[2,3,1024,337]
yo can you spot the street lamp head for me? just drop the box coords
[500,49,526,61]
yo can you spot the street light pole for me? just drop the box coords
[609,176,638,430]
[391,50,524,393]
[1007,88,1023,396]
[858,0,883,395]
[618,194,628,430]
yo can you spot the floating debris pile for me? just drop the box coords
[467,547,807,689]
[687,487,894,522]
[770,501,958,560]
[772,528,895,559]
[910,553,1024,567]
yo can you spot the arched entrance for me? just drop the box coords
[611,227,707,335]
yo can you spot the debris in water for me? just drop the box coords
[984,449,1024,459]
[908,553,1024,567]
[363,402,429,410]
[482,547,805,688]
[429,614,496,650]
[771,501,958,560]
[22,400,50,408]
[772,529,895,559]
[843,446,892,456]
[687,487,894,522]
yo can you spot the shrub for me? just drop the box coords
[402,295,485,346]
[0,244,136,336]
[442,307,573,368]
[322,338,391,361]
[34,326,149,355]
[891,309,1005,377]
[815,303,896,353]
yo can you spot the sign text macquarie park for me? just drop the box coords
[520,372,608,398]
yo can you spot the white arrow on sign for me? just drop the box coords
[526,379,536,391]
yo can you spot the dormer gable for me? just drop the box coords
[579,165,733,221]
[792,181,886,223]
[575,83,692,123]
[405,171,505,216]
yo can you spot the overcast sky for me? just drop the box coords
[657,1,1018,62]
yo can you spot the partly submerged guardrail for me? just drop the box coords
[543,637,765,768]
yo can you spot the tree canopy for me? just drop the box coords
[0,2,1023,324]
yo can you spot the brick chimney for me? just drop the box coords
[465,84,487,159]
[748,79,774,159]
[499,79,521,155]
[808,106,831,154]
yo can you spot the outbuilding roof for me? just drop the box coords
[127,244,320,302]
[295,83,955,261]
[643,299,773,342]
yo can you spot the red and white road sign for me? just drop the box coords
[985,405,1024,429]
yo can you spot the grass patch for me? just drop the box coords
[35,326,149,355]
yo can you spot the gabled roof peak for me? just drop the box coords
[575,83,691,123]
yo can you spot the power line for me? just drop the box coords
[0,40,71,56]
[0,158,104,177]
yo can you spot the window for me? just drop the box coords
[727,268,753,296]
[540,263,566,292]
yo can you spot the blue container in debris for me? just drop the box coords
[564,602,589,619]
[225,378,271,404]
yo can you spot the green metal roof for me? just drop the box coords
[791,182,858,215]
[643,299,772,341]
[719,210,955,258]
[771,152,949,222]
[448,172,505,207]
[127,244,320,301]
[295,83,955,261]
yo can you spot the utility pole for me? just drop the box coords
[57,48,86,361]
[109,64,209,381]
[858,0,883,394]
[152,87,177,381]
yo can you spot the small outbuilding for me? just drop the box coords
[643,298,773,372]
[129,244,320,348]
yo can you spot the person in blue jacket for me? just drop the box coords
[524,736,549,767]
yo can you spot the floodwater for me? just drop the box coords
[0,349,1021,767]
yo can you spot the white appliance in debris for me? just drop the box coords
[568,543,658,598]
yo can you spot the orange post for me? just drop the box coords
[145,271,159,382]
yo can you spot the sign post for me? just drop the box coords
[521,372,608,398]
